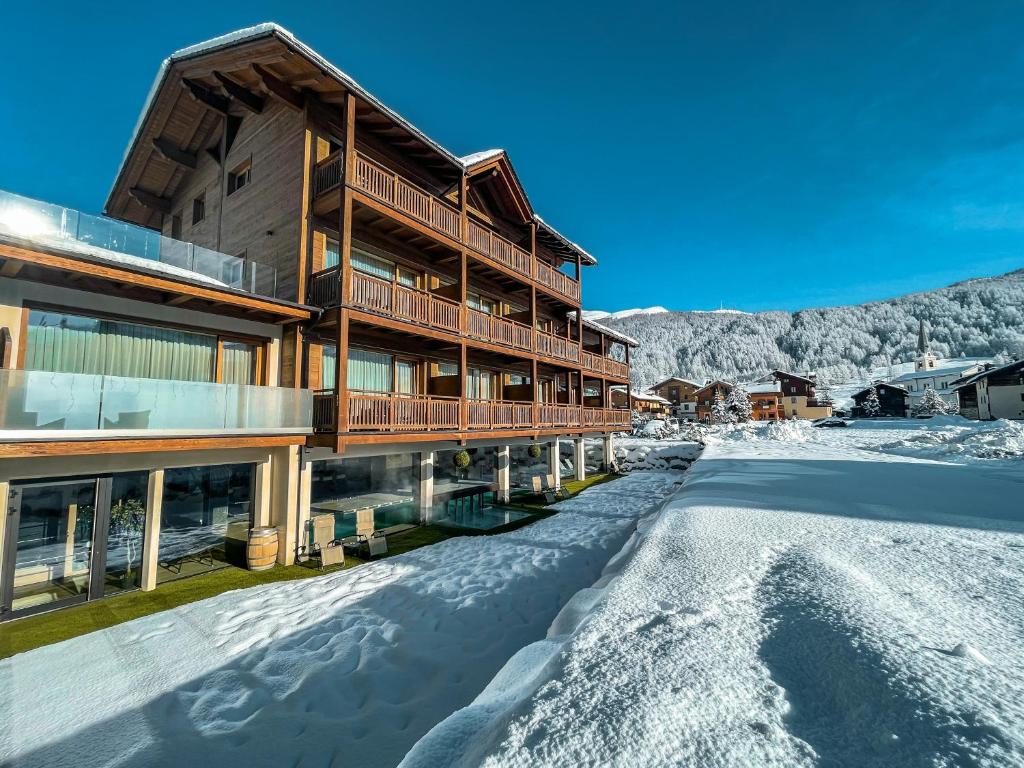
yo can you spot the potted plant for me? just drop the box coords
[453,449,471,481]
[528,443,542,459]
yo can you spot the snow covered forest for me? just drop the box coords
[603,269,1024,386]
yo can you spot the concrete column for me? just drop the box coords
[253,453,273,528]
[497,445,510,503]
[271,444,305,565]
[574,438,586,482]
[140,469,165,592]
[418,451,434,524]
[550,438,561,490]
[602,434,615,473]
[0,481,9,584]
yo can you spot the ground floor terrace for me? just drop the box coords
[0,432,619,622]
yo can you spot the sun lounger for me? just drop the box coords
[311,513,344,570]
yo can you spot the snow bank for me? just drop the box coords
[606,437,703,472]
[0,472,684,768]
[872,417,1024,461]
[405,424,1024,767]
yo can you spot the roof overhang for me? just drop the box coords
[462,150,533,224]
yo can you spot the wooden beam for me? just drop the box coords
[0,260,23,277]
[214,72,265,114]
[129,187,172,214]
[0,434,306,458]
[152,137,197,170]
[164,294,193,307]
[252,63,304,111]
[182,78,231,115]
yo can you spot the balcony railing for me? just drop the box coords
[535,329,580,364]
[0,369,312,437]
[466,220,532,277]
[580,351,629,379]
[534,259,580,302]
[312,391,632,434]
[313,150,344,197]
[0,190,279,297]
[467,399,535,429]
[351,152,462,240]
[350,271,461,332]
[466,308,532,351]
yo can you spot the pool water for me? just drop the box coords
[434,504,532,531]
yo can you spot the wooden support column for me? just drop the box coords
[336,308,350,432]
[297,112,316,304]
[340,93,357,305]
[574,437,586,482]
[531,356,539,424]
[459,173,469,242]
[459,249,468,334]
[529,286,537,353]
[270,444,303,565]
[253,453,273,528]
[459,341,468,430]
[140,469,165,591]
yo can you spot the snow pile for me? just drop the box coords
[610,438,703,472]
[874,417,1024,461]
[712,419,817,444]
[0,472,684,768]
[404,422,1024,767]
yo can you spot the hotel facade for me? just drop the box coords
[0,25,633,620]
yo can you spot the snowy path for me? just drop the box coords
[0,471,684,768]
[405,423,1024,767]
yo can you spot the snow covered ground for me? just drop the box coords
[406,420,1024,767]
[611,436,703,472]
[0,471,684,768]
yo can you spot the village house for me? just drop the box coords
[850,383,909,418]
[954,360,1024,420]
[649,376,701,421]
[765,370,832,419]
[610,386,669,416]
[891,321,986,411]
[0,24,633,620]
[694,379,732,423]
[745,382,784,421]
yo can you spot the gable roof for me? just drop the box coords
[693,379,733,396]
[771,370,815,384]
[461,149,533,224]
[105,23,596,265]
[852,383,908,398]
[650,376,700,390]
[955,359,1024,388]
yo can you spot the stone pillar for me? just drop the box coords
[497,445,510,503]
[419,451,434,523]
[140,469,165,592]
[602,434,615,473]
[574,438,586,482]
[271,444,306,565]
[550,438,561,490]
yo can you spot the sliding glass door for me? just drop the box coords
[1,473,149,619]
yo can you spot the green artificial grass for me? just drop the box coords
[0,473,623,659]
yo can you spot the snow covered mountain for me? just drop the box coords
[583,306,669,321]
[599,268,1024,386]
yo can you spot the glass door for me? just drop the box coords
[2,478,107,617]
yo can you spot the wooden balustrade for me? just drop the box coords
[534,259,580,301]
[466,308,532,351]
[347,392,460,431]
[349,271,461,332]
[583,407,605,427]
[466,220,532,277]
[535,329,580,363]
[467,400,536,429]
[313,151,343,197]
[604,359,629,379]
[605,408,631,426]
[308,266,341,307]
[580,350,630,379]
[351,152,462,240]
[312,389,339,432]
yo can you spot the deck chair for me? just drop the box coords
[546,474,571,501]
[311,513,344,570]
[531,475,559,504]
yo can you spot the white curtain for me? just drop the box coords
[348,349,392,392]
[221,342,256,385]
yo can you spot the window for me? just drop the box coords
[324,238,340,269]
[171,214,182,239]
[227,161,252,195]
[192,193,205,225]
[351,247,420,287]
[24,309,262,385]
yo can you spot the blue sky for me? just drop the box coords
[2,0,1024,312]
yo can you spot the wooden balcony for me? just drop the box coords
[534,259,580,302]
[313,391,631,435]
[352,152,462,240]
[535,329,580,364]
[311,151,581,305]
[466,308,532,351]
[581,351,629,379]
[466,220,532,278]
[349,270,461,333]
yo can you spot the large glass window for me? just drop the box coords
[467,368,499,400]
[511,443,550,487]
[221,340,259,385]
[348,349,393,392]
[26,310,216,382]
[435,447,497,486]
[104,472,149,595]
[157,463,255,583]
[310,454,419,538]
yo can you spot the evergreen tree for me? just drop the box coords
[862,386,882,417]
[710,390,735,424]
[912,387,953,417]
[726,384,753,422]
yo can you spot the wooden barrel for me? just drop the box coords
[246,527,279,571]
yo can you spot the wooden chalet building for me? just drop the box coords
[0,24,633,620]
[694,380,732,423]
[850,383,909,418]
[953,360,1024,421]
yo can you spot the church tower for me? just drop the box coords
[915,319,938,372]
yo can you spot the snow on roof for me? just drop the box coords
[650,376,700,389]
[741,382,782,394]
[109,25,598,268]
[852,383,908,397]
[957,359,1024,387]
[610,385,669,403]
[891,360,987,383]
[574,314,638,346]
[459,149,505,167]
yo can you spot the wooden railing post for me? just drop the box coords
[336,308,349,434]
